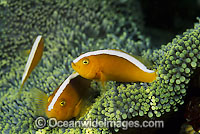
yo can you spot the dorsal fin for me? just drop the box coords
[110,49,153,68]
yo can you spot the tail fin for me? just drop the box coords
[29,88,48,116]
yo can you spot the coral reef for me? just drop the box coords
[0,0,200,133]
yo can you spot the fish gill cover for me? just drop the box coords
[0,0,200,134]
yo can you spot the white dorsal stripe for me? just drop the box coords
[73,50,154,73]
[21,35,42,83]
[48,72,79,111]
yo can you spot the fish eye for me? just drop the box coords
[60,100,66,107]
[82,59,89,65]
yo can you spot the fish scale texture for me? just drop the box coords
[0,0,200,133]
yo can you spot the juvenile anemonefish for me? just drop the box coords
[33,72,91,121]
[19,35,44,93]
[71,50,157,86]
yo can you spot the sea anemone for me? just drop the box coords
[0,0,200,133]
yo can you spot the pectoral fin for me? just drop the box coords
[99,71,107,91]
[95,71,107,92]
[73,99,82,117]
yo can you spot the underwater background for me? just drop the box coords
[0,0,200,133]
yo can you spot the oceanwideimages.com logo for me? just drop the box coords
[35,117,164,130]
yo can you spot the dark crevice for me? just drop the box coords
[140,0,200,48]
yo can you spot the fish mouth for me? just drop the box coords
[71,62,79,71]
[71,62,76,67]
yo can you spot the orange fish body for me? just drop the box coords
[71,50,157,84]
[46,72,91,120]
[46,83,82,121]
[20,35,44,89]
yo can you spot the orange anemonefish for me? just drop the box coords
[71,50,157,86]
[33,72,91,121]
[19,35,44,93]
